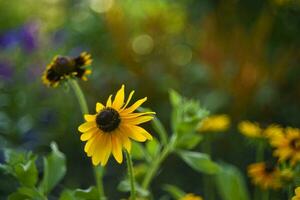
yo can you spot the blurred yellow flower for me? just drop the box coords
[270,127,300,165]
[78,85,155,166]
[292,187,300,200]
[248,162,282,189]
[238,121,262,138]
[179,193,203,200]
[264,124,284,138]
[42,52,92,87]
[198,114,230,133]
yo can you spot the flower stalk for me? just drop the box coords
[125,150,136,200]
[68,79,106,200]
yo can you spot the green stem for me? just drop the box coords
[202,138,214,200]
[254,142,264,200]
[68,79,106,200]
[262,190,269,200]
[125,150,136,200]
[142,138,173,190]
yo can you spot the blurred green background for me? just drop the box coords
[0,0,300,199]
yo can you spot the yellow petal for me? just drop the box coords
[80,129,98,141]
[112,134,123,163]
[84,114,96,122]
[112,85,125,110]
[119,132,131,152]
[96,102,105,112]
[120,111,155,119]
[92,134,106,165]
[101,135,112,166]
[124,116,154,125]
[78,122,96,132]
[122,97,147,114]
[131,125,153,140]
[121,125,147,142]
[106,95,112,107]
[84,136,97,154]
[122,90,135,109]
[87,134,101,157]
[296,187,300,195]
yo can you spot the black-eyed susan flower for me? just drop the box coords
[78,85,155,166]
[179,193,203,200]
[292,187,300,200]
[238,121,263,138]
[42,52,92,87]
[270,127,300,165]
[248,162,282,189]
[198,114,230,133]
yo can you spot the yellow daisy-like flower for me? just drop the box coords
[179,193,203,200]
[238,121,263,138]
[248,162,282,189]
[42,52,92,87]
[198,114,230,133]
[264,124,283,138]
[78,85,155,166]
[292,187,300,200]
[270,127,300,165]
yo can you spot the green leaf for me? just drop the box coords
[39,142,66,194]
[15,159,38,187]
[9,187,46,200]
[163,184,186,199]
[169,89,182,108]
[146,138,160,160]
[215,163,250,200]
[59,190,76,200]
[74,187,99,200]
[176,133,203,150]
[178,150,220,174]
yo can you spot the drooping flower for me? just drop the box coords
[238,121,263,138]
[248,162,282,189]
[78,85,155,166]
[198,114,230,133]
[270,127,300,165]
[179,193,203,200]
[42,52,92,87]
[292,187,300,200]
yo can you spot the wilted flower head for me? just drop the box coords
[42,52,92,87]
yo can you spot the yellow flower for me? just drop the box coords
[238,121,262,138]
[42,52,92,87]
[78,85,155,166]
[264,124,283,138]
[270,127,300,165]
[292,187,300,200]
[248,162,282,189]
[198,114,230,133]
[179,193,203,200]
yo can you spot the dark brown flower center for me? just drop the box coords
[96,108,120,132]
[290,139,300,150]
[264,162,275,174]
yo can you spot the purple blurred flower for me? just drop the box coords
[19,22,39,52]
[0,61,13,80]
[0,22,39,52]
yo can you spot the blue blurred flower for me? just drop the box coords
[0,61,13,80]
[0,22,39,52]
